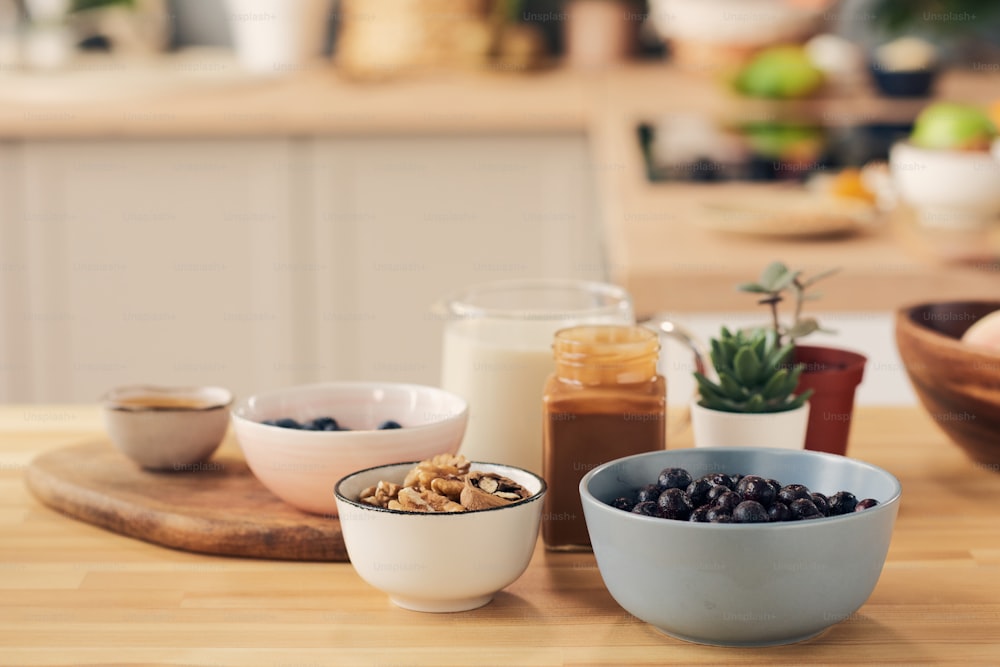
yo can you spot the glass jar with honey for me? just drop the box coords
[542,324,666,551]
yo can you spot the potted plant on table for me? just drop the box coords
[737,261,867,455]
[691,325,813,450]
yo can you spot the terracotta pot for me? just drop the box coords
[794,345,867,456]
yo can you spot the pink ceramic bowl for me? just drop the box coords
[231,382,468,515]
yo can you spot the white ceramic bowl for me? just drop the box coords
[102,385,233,470]
[231,382,468,516]
[335,461,546,612]
[581,448,901,646]
[889,141,1000,229]
[649,0,824,47]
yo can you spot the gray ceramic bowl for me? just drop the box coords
[580,448,901,647]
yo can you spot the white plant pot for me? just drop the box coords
[690,400,809,450]
[225,0,332,75]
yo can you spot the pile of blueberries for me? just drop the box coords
[610,467,879,524]
[260,416,402,431]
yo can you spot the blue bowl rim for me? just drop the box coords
[580,447,902,530]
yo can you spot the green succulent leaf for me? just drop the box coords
[720,338,739,368]
[71,0,136,12]
[779,373,800,399]
[751,330,766,361]
[709,338,725,371]
[764,342,796,373]
[737,282,771,294]
[698,396,747,413]
[772,271,801,292]
[801,267,840,289]
[733,347,762,386]
[718,371,747,400]
[787,317,820,340]
[758,261,788,290]
[693,373,727,402]
[763,327,777,351]
[761,368,790,399]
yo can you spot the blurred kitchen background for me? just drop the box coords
[1,0,999,405]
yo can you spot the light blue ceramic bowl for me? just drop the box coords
[580,448,901,647]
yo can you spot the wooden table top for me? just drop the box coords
[2,405,999,666]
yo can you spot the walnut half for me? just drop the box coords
[359,480,402,508]
[390,486,464,513]
[402,453,470,492]
[460,471,531,510]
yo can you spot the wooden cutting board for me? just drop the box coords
[24,440,347,561]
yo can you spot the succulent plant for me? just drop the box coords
[694,326,813,414]
[738,261,839,346]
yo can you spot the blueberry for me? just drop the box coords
[767,501,792,522]
[810,492,830,516]
[828,491,858,516]
[657,467,693,491]
[789,498,823,520]
[686,477,713,508]
[274,418,302,429]
[778,484,812,506]
[610,496,634,512]
[713,490,741,513]
[310,416,340,431]
[735,475,776,507]
[636,484,661,504]
[766,478,782,498]
[631,501,659,517]
[709,512,733,524]
[706,472,735,489]
[705,507,731,522]
[378,420,402,430]
[689,506,711,522]
[656,488,693,520]
[855,498,879,511]
[705,484,732,506]
[733,500,769,523]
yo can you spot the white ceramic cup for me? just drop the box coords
[103,385,233,470]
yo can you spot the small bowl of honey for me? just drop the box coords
[102,385,233,471]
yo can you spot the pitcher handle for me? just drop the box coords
[641,315,711,437]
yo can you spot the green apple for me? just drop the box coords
[910,102,998,151]
[734,46,825,99]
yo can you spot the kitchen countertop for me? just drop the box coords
[2,52,999,314]
[2,405,999,665]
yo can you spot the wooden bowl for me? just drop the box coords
[895,301,1000,469]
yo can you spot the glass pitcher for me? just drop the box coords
[434,279,706,475]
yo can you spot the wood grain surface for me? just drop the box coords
[2,406,1000,666]
[23,440,346,562]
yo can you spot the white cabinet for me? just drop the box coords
[0,142,30,400]
[11,139,299,403]
[305,133,605,387]
[2,134,605,402]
